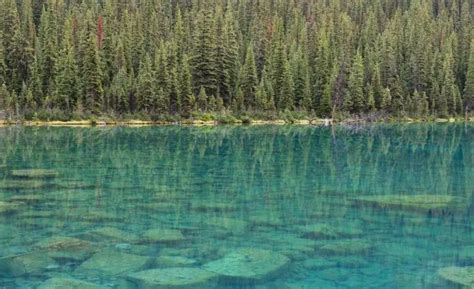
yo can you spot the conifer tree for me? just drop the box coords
[280,58,294,111]
[464,40,474,113]
[136,54,155,112]
[345,51,365,113]
[180,54,195,117]
[197,86,208,112]
[192,8,218,96]
[54,18,77,113]
[240,43,258,109]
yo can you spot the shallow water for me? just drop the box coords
[0,124,472,289]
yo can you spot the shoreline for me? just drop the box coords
[0,117,472,127]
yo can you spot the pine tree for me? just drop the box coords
[280,58,294,111]
[464,39,474,113]
[54,17,77,113]
[79,20,104,114]
[232,88,245,113]
[197,86,208,112]
[136,54,155,112]
[345,51,365,113]
[240,43,258,109]
[109,67,130,113]
[192,8,218,96]
[180,54,195,117]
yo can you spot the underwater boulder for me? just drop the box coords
[37,277,109,289]
[34,236,97,263]
[203,248,290,283]
[75,250,150,276]
[352,195,464,214]
[206,217,248,233]
[0,201,23,214]
[140,228,185,244]
[0,252,57,277]
[128,268,217,289]
[86,227,139,243]
[34,236,93,251]
[438,266,474,288]
[298,224,363,239]
[318,239,372,255]
[10,169,59,179]
[154,256,197,267]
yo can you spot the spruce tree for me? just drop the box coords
[79,26,104,114]
[192,8,218,96]
[197,86,208,112]
[54,18,77,113]
[240,43,258,109]
[345,51,365,113]
[180,54,196,117]
[136,54,156,112]
[280,58,294,111]
[464,39,474,113]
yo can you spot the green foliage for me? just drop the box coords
[0,0,472,120]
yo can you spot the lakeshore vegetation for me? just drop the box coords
[0,0,473,122]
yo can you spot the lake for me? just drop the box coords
[0,124,472,288]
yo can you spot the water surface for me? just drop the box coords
[0,124,472,288]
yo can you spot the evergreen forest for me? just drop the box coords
[0,0,474,121]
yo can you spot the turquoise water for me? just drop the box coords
[0,124,472,289]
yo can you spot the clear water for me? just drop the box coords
[0,124,472,289]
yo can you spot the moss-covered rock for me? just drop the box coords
[318,240,372,255]
[352,194,464,213]
[140,228,185,243]
[438,266,474,288]
[128,268,217,289]
[75,250,149,276]
[203,248,289,283]
[10,169,59,178]
[0,252,57,277]
[37,277,109,289]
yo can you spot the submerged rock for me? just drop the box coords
[35,236,97,263]
[0,180,50,190]
[128,268,217,289]
[0,201,23,214]
[206,217,248,233]
[438,266,474,288]
[0,252,57,277]
[140,228,185,243]
[190,202,238,212]
[86,227,139,243]
[34,236,93,251]
[154,256,197,267]
[302,258,336,270]
[10,169,59,178]
[8,194,43,204]
[298,224,363,239]
[203,248,289,283]
[352,194,463,213]
[318,239,372,255]
[75,250,149,276]
[37,277,109,289]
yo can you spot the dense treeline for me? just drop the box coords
[0,0,473,120]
